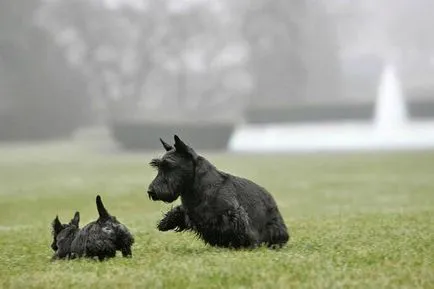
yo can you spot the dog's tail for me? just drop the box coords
[96,195,110,219]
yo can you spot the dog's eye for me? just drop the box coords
[161,160,176,170]
[149,159,161,169]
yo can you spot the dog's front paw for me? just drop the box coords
[157,218,174,231]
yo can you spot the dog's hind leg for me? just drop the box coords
[263,211,289,248]
[121,246,132,258]
[158,205,192,232]
[228,206,261,249]
[266,226,289,249]
[202,205,260,249]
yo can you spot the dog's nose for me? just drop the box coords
[147,190,157,200]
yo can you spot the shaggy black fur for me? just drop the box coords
[51,212,80,260]
[147,135,290,249]
[69,195,135,261]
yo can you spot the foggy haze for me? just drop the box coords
[1,0,433,149]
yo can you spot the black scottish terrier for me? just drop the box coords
[51,212,80,260]
[147,135,289,249]
[51,195,134,261]
[70,195,135,260]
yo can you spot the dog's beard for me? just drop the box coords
[149,190,179,203]
[149,186,180,203]
[148,177,182,203]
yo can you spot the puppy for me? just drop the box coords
[70,195,134,261]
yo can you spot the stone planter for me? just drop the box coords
[244,102,375,124]
[109,119,236,151]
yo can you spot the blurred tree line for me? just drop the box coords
[0,0,90,140]
[240,0,341,107]
[0,0,345,141]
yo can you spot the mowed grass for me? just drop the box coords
[0,143,433,289]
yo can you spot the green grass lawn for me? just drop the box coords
[0,143,433,289]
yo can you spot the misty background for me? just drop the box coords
[1,0,434,151]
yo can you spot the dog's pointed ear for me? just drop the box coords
[174,135,197,160]
[70,211,80,227]
[160,138,173,151]
[52,215,63,235]
[96,195,110,219]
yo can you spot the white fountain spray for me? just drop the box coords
[374,62,408,139]
[230,58,434,152]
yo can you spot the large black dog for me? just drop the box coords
[147,135,289,249]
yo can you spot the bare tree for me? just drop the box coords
[241,0,342,107]
[0,0,90,141]
[38,0,248,123]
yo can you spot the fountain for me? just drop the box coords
[374,64,408,138]
[229,63,434,152]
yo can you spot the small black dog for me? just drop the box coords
[51,212,80,260]
[147,135,289,249]
[69,195,135,261]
